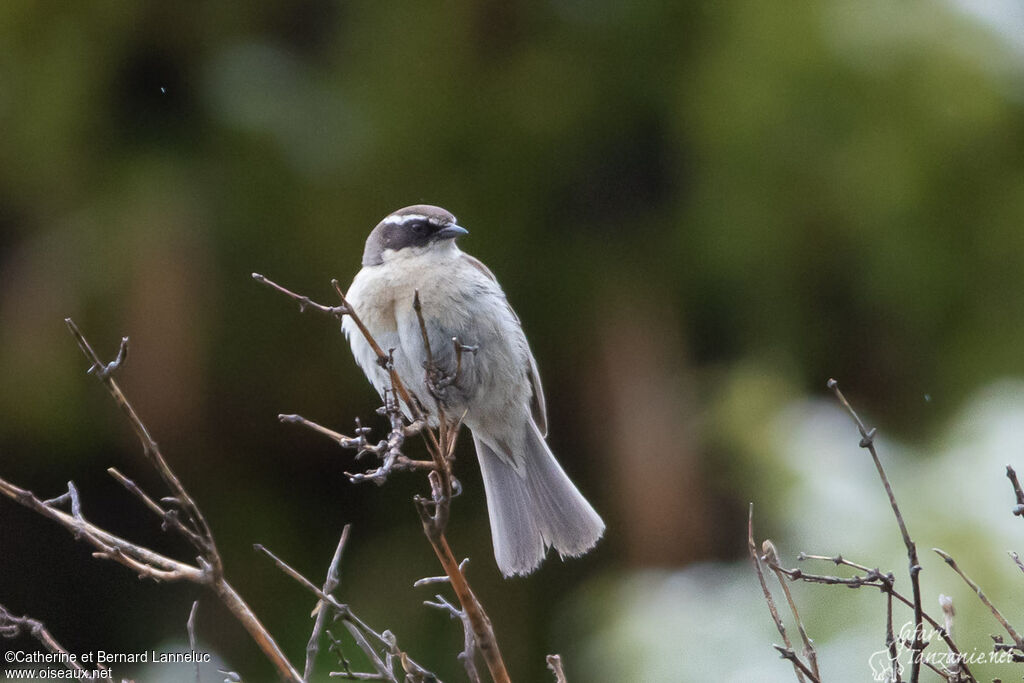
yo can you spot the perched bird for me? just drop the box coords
[342,205,605,576]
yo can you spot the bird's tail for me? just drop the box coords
[474,422,605,577]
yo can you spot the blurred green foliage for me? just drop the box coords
[2,1,1024,680]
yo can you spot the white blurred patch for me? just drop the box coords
[566,379,1024,681]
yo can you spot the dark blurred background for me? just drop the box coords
[3,1,1024,681]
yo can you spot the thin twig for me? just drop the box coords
[62,319,301,682]
[424,594,479,683]
[828,378,924,683]
[793,554,974,680]
[305,525,352,682]
[108,467,204,546]
[933,548,1024,648]
[748,505,814,683]
[764,540,819,680]
[414,558,469,588]
[252,542,436,681]
[774,646,820,681]
[0,477,204,582]
[188,601,201,683]
[65,319,218,563]
[885,587,901,683]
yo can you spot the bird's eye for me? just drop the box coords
[412,222,428,234]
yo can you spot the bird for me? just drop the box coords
[341,205,605,576]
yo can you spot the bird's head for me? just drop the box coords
[362,205,468,267]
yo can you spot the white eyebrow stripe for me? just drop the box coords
[380,213,453,227]
[381,214,427,225]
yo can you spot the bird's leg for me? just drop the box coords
[425,337,478,400]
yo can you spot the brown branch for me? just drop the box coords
[0,477,205,583]
[828,378,924,683]
[417,487,507,682]
[54,320,301,681]
[64,319,218,565]
[278,412,435,486]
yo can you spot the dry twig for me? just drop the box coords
[0,321,301,681]
[828,379,925,683]
[748,505,816,683]
[253,536,438,681]
[763,540,819,681]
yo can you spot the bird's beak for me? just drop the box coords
[437,224,469,239]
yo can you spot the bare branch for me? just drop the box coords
[64,318,218,564]
[59,319,300,682]
[748,504,814,683]
[424,594,479,683]
[253,541,437,681]
[0,477,205,583]
[414,558,469,588]
[792,553,974,679]
[1010,551,1024,576]
[828,378,925,683]
[763,540,819,681]
[305,525,351,682]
